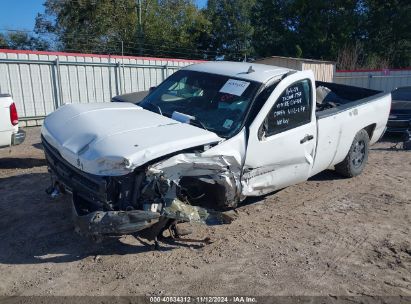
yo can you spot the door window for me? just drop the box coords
[262,79,312,137]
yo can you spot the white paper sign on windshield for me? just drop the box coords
[219,79,250,96]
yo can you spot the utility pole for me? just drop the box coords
[137,0,143,55]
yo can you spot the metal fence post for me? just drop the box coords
[368,74,372,89]
[115,62,121,96]
[108,56,113,99]
[162,65,168,80]
[56,58,64,106]
[51,59,61,109]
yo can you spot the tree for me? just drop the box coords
[35,0,137,53]
[35,0,210,59]
[362,0,411,68]
[0,33,8,48]
[252,0,410,68]
[282,0,361,61]
[138,0,211,58]
[252,0,292,58]
[31,0,410,67]
[0,32,49,50]
[204,0,256,60]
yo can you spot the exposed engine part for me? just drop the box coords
[147,153,242,208]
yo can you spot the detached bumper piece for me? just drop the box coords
[72,193,233,238]
[72,193,161,237]
[11,129,25,146]
[162,198,234,225]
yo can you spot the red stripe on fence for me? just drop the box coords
[337,67,411,73]
[0,48,206,63]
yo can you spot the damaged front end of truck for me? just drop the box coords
[40,64,267,244]
[42,136,240,243]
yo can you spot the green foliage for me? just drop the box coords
[0,33,8,48]
[0,32,49,50]
[31,0,410,67]
[252,0,292,58]
[252,0,362,62]
[362,0,411,68]
[252,0,410,68]
[140,0,210,58]
[203,0,256,60]
[35,0,138,53]
[295,45,303,58]
[35,0,210,58]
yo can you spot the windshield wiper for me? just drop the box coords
[189,117,209,131]
[144,102,163,116]
[170,111,210,132]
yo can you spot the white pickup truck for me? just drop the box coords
[0,94,25,148]
[41,62,390,241]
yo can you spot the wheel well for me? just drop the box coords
[363,123,376,139]
[178,176,228,209]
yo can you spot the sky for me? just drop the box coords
[0,0,208,31]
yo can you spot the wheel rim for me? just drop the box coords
[352,140,366,168]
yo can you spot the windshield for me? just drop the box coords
[140,70,260,137]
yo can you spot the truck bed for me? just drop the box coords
[315,81,384,118]
[310,82,391,177]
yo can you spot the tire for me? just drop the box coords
[335,129,370,178]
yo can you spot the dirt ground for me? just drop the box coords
[0,127,410,297]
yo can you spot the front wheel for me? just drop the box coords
[335,129,370,177]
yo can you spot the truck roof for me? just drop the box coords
[183,61,293,84]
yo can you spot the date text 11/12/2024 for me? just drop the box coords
[149,296,257,303]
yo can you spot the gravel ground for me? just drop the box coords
[0,127,410,297]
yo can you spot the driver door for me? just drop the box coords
[242,71,317,196]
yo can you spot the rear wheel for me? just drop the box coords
[335,129,370,177]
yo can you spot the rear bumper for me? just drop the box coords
[11,129,26,145]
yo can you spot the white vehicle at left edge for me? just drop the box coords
[0,94,25,148]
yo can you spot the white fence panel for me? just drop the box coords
[0,49,202,126]
[335,69,411,92]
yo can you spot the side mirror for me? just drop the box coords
[149,86,156,94]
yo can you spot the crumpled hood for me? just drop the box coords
[41,103,222,176]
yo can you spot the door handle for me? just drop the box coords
[300,134,314,144]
